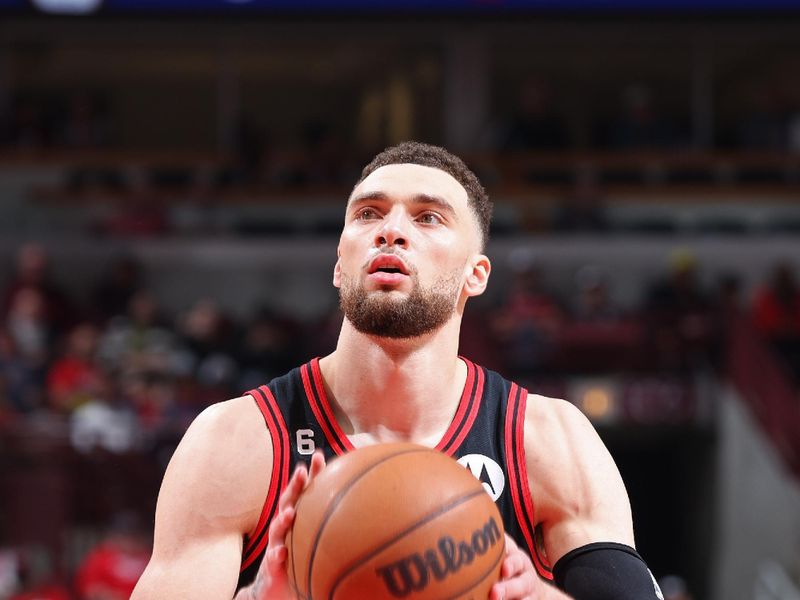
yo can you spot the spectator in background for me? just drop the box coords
[604,83,681,149]
[0,327,43,415]
[5,546,70,600]
[177,299,238,403]
[91,257,143,325]
[9,580,70,600]
[99,290,180,378]
[1,243,75,337]
[75,512,150,600]
[714,273,743,320]
[491,259,565,375]
[552,168,609,232]
[119,370,180,434]
[46,322,106,414]
[644,249,715,372]
[5,288,51,371]
[236,307,302,392]
[752,262,800,378]
[571,265,621,323]
[497,78,569,151]
[98,291,186,431]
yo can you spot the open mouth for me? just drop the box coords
[368,255,410,276]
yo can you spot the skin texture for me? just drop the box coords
[132,163,634,600]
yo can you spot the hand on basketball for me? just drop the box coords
[250,451,326,600]
[489,534,550,600]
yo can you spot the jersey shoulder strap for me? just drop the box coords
[240,384,291,573]
[503,382,552,579]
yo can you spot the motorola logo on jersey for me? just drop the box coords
[457,454,505,501]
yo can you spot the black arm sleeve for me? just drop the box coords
[552,542,663,600]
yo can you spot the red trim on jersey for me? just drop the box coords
[436,357,476,454]
[504,385,535,558]
[514,390,553,577]
[241,385,290,570]
[310,358,355,454]
[505,384,553,579]
[301,362,349,455]
[439,359,484,456]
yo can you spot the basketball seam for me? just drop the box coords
[304,447,435,599]
[327,488,495,600]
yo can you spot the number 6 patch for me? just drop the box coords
[296,429,316,455]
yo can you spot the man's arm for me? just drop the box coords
[132,397,272,600]
[523,395,663,600]
[491,393,618,600]
[526,395,634,563]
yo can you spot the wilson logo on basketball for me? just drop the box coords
[374,517,502,597]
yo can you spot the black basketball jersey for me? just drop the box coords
[237,357,553,590]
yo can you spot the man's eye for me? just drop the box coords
[357,208,379,220]
[418,213,442,225]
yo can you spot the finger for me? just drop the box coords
[500,551,526,579]
[264,507,296,574]
[265,544,288,574]
[279,464,309,512]
[487,585,503,600]
[503,533,519,553]
[308,451,326,481]
[491,570,537,600]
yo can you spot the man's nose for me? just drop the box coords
[375,212,408,248]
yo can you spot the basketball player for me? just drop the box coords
[132,142,663,600]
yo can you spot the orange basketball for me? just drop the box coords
[286,443,505,600]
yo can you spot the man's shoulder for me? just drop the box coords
[522,393,610,472]
[160,395,273,535]
[524,392,589,434]
[190,394,262,435]
[172,396,272,493]
[186,395,270,458]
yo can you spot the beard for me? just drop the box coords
[339,267,462,339]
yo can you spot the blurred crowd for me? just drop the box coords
[0,511,151,600]
[0,237,790,600]
[0,243,313,452]
[2,242,799,441]
[0,242,798,599]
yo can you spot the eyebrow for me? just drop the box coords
[347,191,458,217]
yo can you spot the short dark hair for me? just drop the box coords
[356,141,492,248]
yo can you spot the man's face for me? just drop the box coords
[334,163,487,339]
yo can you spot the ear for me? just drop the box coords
[464,254,491,297]
[333,249,342,288]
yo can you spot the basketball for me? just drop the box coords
[286,443,505,600]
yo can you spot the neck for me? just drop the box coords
[318,313,467,447]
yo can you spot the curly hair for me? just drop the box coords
[356,141,492,248]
